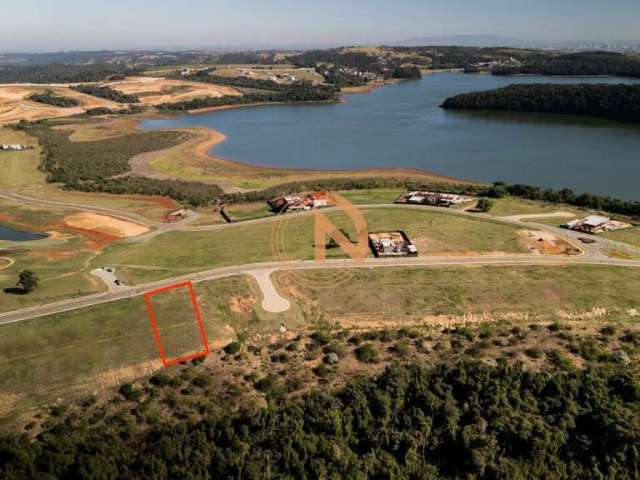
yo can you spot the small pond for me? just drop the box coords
[0,224,48,242]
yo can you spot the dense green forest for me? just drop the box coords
[392,66,422,79]
[26,90,80,108]
[0,63,136,84]
[1,361,639,479]
[159,80,339,111]
[84,105,145,116]
[441,83,640,124]
[18,124,222,205]
[71,84,140,104]
[492,51,640,77]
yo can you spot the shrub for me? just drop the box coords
[525,348,543,359]
[355,343,379,363]
[600,325,616,336]
[224,341,242,355]
[391,340,411,358]
[313,363,331,378]
[119,383,142,402]
[192,375,211,388]
[310,331,331,347]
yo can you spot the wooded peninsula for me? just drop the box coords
[441,83,640,124]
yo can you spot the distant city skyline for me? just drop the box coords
[2,0,640,52]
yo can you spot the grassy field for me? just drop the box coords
[276,265,640,324]
[337,189,405,205]
[601,227,640,248]
[0,128,45,189]
[93,208,528,284]
[488,197,585,217]
[224,202,275,221]
[0,275,258,415]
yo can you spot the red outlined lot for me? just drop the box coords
[144,281,210,367]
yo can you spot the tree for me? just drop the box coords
[476,198,494,212]
[17,270,39,293]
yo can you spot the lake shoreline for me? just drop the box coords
[140,72,640,199]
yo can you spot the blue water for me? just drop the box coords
[142,73,640,200]
[0,225,47,242]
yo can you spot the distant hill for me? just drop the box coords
[395,35,536,48]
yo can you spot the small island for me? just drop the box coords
[440,83,640,124]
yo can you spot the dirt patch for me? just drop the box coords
[518,229,580,255]
[103,76,242,106]
[64,212,149,238]
[0,85,118,124]
[229,295,256,314]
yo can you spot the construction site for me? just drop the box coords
[368,231,418,257]
[396,190,473,207]
[267,192,330,213]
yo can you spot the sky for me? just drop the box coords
[3,0,640,51]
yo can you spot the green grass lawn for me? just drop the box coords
[225,202,275,221]
[276,264,640,322]
[0,276,257,414]
[488,198,584,217]
[337,189,405,205]
[0,128,45,189]
[94,208,527,284]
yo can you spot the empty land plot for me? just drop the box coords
[275,265,640,326]
[63,212,149,238]
[94,208,528,284]
[0,127,45,189]
[0,276,256,415]
[103,76,243,105]
[488,198,585,217]
[601,227,640,248]
[0,85,118,124]
[337,189,405,205]
[145,284,207,363]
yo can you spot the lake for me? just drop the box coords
[142,73,640,200]
[0,225,47,242]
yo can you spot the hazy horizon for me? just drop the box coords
[2,0,640,52]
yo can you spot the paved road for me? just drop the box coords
[2,254,640,326]
[3,192,640,325]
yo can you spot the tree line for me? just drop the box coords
[441,83,640,124]
[71,85,140,104]
[1,361,639,479]
[27,90,80,108]
[0,63,137,84]
[492,51,640,78]
[158,82,339,111]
